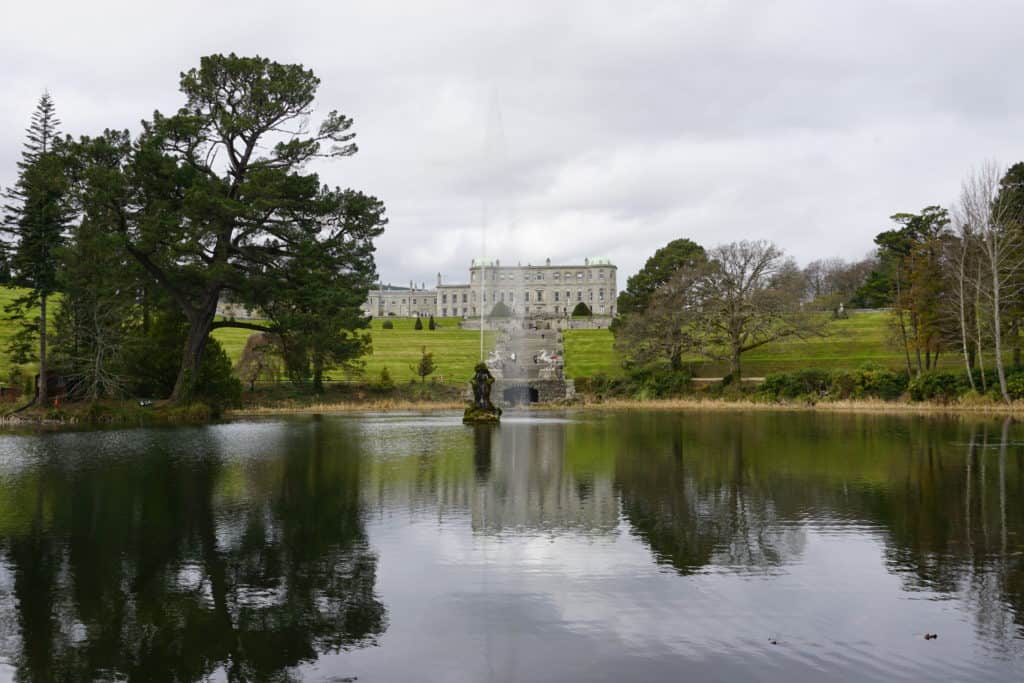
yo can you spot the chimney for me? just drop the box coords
[437,272,442,287]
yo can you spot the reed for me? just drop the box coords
[572,396,1024,415]
[231,399,465,415]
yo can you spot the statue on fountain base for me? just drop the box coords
[464,362,502,424]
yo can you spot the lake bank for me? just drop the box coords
[4,393,1024,432]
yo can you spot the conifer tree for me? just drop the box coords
[2,92,69,404]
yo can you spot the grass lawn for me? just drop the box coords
[212,316,493,383]
[563,311,980,380]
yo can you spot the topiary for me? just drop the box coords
[382,320,394,329]
[428,315,437,330]
[571,302,592,317]
[414,317,423,330]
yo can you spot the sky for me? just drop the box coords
[3,0,1024,289]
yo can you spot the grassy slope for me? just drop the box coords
[563,311,974,380]
[0,285,489,386]
[213,316,493,383]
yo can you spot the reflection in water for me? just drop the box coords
[0,411,1020,680]
[0,421,385,681]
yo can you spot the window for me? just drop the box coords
[577,290,582,301]
[599,271,605,279]
[525,292,530,302]
[599,288,605,300]
[554,291,560,302]
[554,272,560,280]
[412,298,417,304]
[442,293,447,303]
[500,292,505,302]
[442,308,447,316]
[587,271,592,279]
[577,272,583,280]
[401,299,406,304]
[565,291,570,301]
[462,293,467,303]
[588,290,593,301]
[536,290,544,302]
[510,291,515,302]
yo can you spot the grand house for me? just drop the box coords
[362,258,617,319]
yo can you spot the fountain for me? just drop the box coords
[463,362,502,424]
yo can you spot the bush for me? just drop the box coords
[414,317,423,330]
[829,364,907,400]
[428,315,437,330]
[759,369,831,400]
[571,302,592,317]
[1006,373,1024,400]
[489,301,512,318]
[120,313,241,412]
[382,320,394,329]
[626,365,691,397]
[908,371,964,402]
[379,366,395,390]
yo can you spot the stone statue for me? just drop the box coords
[464,362,502,424]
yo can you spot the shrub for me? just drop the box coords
[1006,373,1024,400]
[489,301,512,318]
[120,314,241,411]
[382,320,394,329]
[571,302,592,317]
[759,369,830,400]
[414,317,423,330]
[428,315,437,330]
[828,364,907,400]
[908,371,964,402]
[379,366,395,390]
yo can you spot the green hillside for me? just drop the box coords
[564,311,973,380]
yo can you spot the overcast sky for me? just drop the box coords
[4,0,1024,288]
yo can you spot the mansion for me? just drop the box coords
[362,258,617,319]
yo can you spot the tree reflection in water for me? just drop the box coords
[607,412,1024,652]
[0,420,385,681]
[0,410,1021,679]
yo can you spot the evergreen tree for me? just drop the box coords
[2,92,69,404]
[414,316,423,330]
[68,55,386,404]
[428,315,436,330]
[413,346,435,383]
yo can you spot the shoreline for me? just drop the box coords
[2,395,1023,432]
[570,397,1024,416]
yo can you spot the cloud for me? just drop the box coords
[3,0,1024,285]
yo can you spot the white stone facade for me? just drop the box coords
[362,258,617,319]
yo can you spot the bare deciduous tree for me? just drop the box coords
[694,241,824,383]
[959,163,1024,402]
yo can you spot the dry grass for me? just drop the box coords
[574,397,1024,416]
[230,399,465,416]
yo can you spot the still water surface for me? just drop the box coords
[0,410,1021,681]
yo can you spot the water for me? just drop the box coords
[0,410,1021,681]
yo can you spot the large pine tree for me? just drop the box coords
[2,92,69,404]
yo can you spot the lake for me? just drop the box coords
[0,410,1020,681]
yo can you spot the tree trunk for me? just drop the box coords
[1014,319,1021,369]
[312,355,324,393]
[169,291,219,404]
[958,243,975,391]
[992,260,1010,403]
[975,267,987,392]
[38,295,48,405]
[894,270,913,378]
[729,346,742,384]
